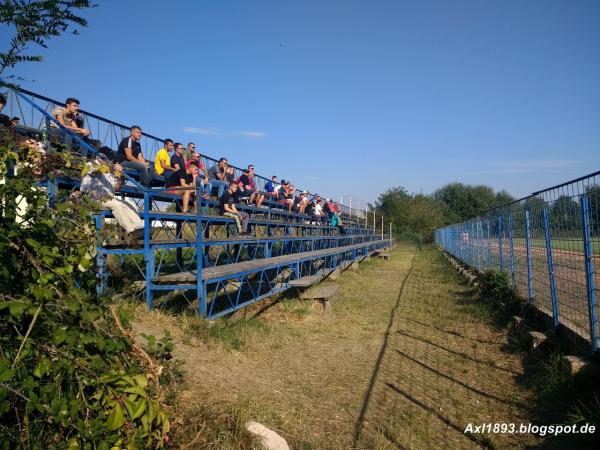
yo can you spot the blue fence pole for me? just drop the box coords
[508,213,515,288]
[498,216,504,271]
[580,194,598,352]
[486,219,491,269]
[196,185,206,317]
[543,208,559,327]
[144,190,154,309]
[525,210,534,305]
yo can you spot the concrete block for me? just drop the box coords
[562,355,588,375]
[529,331,547,349]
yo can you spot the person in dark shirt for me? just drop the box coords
[238,165,265,208]
[0,94,18,128]
[165,161,199,213]
[170,142,186,172]
[220,180,250,237]
[207,157,228,198]
[116,125,155,186]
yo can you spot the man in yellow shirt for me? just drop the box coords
[154,138,175,176]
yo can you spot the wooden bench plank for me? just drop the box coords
[153,241,387,284]
[289,275,322,288]
[301,285,340,300]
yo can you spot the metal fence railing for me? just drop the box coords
[435,171,600,352]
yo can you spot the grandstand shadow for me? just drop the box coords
[384,382,493,449]
[351,250,417,447]
[398,315,503,345]
[394,349,530,410]
[395,330,520,375]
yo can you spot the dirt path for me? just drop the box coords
[133,245,539,449]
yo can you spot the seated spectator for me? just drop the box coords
[79,155,145,241]
[50,97,101,154]
[220,180,250,237]
[323,198,335,219]
[278,182,295,212]
[51,98,91,139]
[314,195,325,221]
[154,138,176,176]
[0,94,19,128]
[170,142,186,171]
[331,213,346,235]
[207,157,228,198]
[294,190,309,214]
[225,165,236,183]
[185,151,212,199]
[164,160,200,213]
[265,175,279,197]
[238,165,265,208]
[116,125,155,186]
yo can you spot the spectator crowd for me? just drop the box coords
[1,93,348,239]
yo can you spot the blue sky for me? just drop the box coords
[2,0,599,207]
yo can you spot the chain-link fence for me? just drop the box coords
[435,171,600,352]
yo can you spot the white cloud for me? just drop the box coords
[182,127,267,139]
[234,130,267,138]
[182,127,222,135]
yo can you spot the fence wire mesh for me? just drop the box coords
[435,171,600,351]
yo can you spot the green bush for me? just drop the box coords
[0,140,169,448]
[477,270,525,316]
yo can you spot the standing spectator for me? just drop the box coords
[220,180,250,237]
[79,156,146,241]
[154,138,175,176]
[165,161,200,213]
[116,125,155,186]
[208,157,229,198]
[170,142,186,172]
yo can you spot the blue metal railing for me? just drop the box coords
[436,171,600,352]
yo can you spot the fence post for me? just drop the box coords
[525,209,534,305]
[477,221,484,270]
[498,216,503,271]
[543,208,559,327]
[196,185,206,317]
[580,194,598,352]
[508,213,515,288]
[486,219,491,269]
[144,190,154,309]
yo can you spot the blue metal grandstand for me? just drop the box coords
[3,85,392,318]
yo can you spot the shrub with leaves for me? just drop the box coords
[0,139,170,448]
[477,269,525,316]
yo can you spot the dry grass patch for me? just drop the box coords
[125,244,540,449]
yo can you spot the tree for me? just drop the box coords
[433,182,497,222]
[550,195,581,233]
[0,0,95,81]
